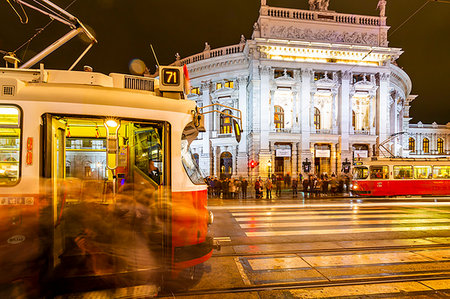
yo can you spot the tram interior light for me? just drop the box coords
[105,119,118,128]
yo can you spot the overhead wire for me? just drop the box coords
[12,0,78,60]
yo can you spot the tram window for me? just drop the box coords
[433,166,450,179]
[134,124,164,185]
[393,166,413,179]
[414,166,432,179]
[369,166,389,179]
[0,106,21,185]
[353,167,368,179]
[182,124,205,185]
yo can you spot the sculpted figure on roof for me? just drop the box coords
[309,0,329,11]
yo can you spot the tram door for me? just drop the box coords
[42,115,67,268]
[43,114,170,286]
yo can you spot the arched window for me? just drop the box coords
[437,138,444,154]
[352,110,356,129]
[408,137,415,152]
[220,109,232,134]
[274,105,284,129]
[314,108,321,130]
[423,138,430,154]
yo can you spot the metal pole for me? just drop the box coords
[16,0,73,27]
[20,28,82,69]
[68,42,94,71]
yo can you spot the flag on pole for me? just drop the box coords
[183,64,191,94]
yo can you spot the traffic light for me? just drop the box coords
[249,160,259,169]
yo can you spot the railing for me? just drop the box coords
[272,128,292,133]
[351,128,373,135]
[312,128,336,134]
[264,7,384,27]
[178,43,245,66]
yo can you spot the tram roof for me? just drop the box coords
[355,157,450,165]
[0,66,196,113]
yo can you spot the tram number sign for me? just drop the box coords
[162,68,180,86]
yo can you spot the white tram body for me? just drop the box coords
[0,66,212,291]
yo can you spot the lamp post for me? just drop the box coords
[267,160,272,177]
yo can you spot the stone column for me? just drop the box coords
[200,81,212,176]
[259,66,272,177]
[300,69,313,176]
[292,142,298,177]
[237,76,248,177]
[339,71,351,162]
[377,73,390,143]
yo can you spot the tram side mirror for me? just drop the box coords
[233,119,242,143]
[104,119,121,171]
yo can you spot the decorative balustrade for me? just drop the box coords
[264,7,384,27]
[351,128,373,135]
[312,128,337,135]
[178,43,245,66]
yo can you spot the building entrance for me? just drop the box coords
[314,144,331,175]
[220,151,232,179]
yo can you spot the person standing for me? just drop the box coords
[292,177,298,196]
[241,178,248,199]
[265,178,273,199]
[276,175,282,197]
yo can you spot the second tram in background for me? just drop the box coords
[352,157,450,196]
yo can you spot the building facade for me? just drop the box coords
[175,0,449,179]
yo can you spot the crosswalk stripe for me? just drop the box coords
[232,210,407,216]
[245,225,450,237]
[235,213,433,222]
[239,218,450,229]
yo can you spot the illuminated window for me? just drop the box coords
[220,109,232,134]
[314,72,325,81]
[433,166,450,179]
[393,166,413,179]
[224,81,234,89]
[352,110,356,129]
[423,138,430,153]
[314,108,321,130]
[191,87,200,95]
[216,83,223,90]
[408,137,415,152]
[0,105,21,185]
[274,105,284,129]
[370,165,389,179]
[414,166,432,179]
[437,138,444,154]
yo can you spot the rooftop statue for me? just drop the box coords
[309,0,329,11]
[377,0,387,17]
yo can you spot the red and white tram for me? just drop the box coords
[352,157,450,196]
[0,63,220,294]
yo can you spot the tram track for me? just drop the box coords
[212,242,450,258]
[162,273,450,297]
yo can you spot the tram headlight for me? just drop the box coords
[208,210,214,225]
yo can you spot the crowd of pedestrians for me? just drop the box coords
[205,172,352,199]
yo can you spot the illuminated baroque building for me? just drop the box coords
[175,0,450,179]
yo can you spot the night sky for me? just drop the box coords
[0,0,448,124]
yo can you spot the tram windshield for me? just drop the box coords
[353,166,368,179]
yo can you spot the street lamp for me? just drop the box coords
[268,160,272,177]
